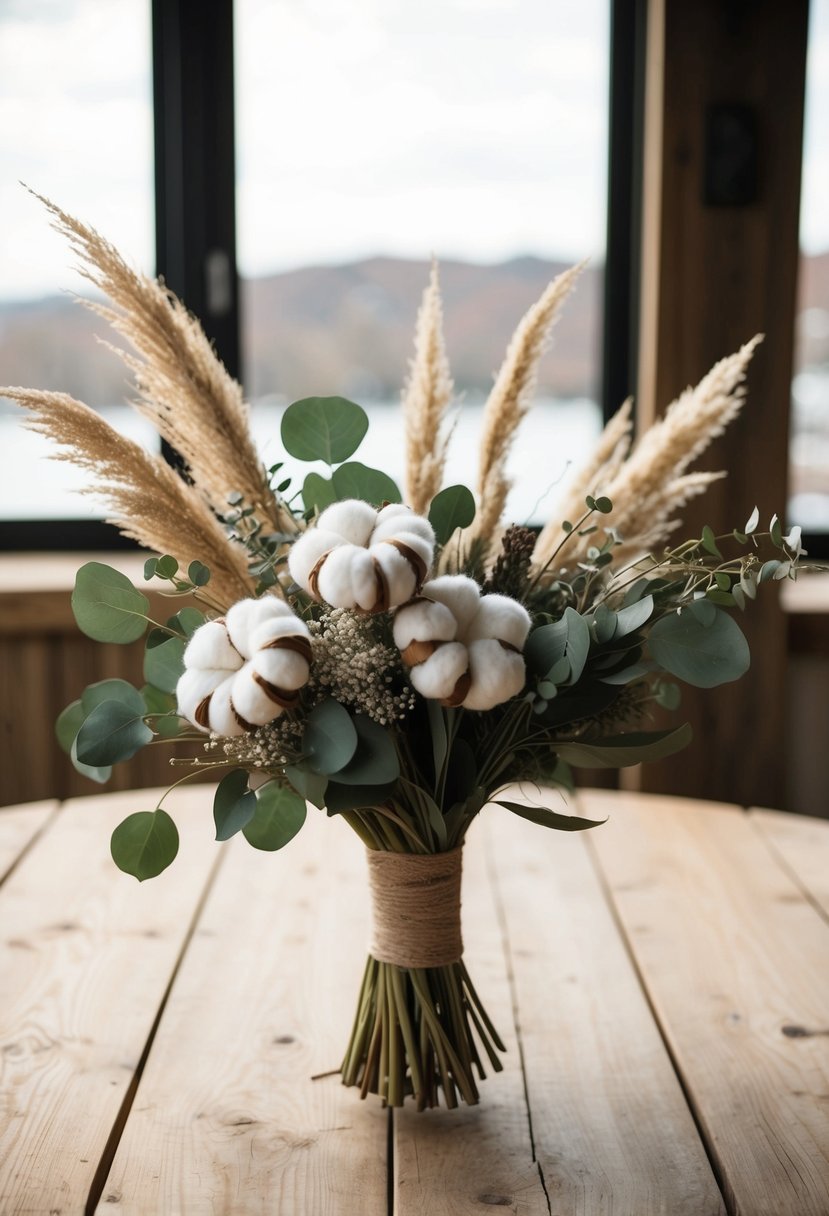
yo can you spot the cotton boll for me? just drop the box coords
[225,597,285,656]
[372,542,417,608]
[249,614,311,652]
[318,499,377,546]
[424,575,481,634]
[467,595,531,649]
[287,528,340,593]
[316,543,362,608]
[349,547,383,612]
[183,620,241,672]
[390,529,434,571]
[372,504,435,549]
[176,667,229,730]
[251,646,310,692]
[409,641,469,701]
[230,667,283,727]
[393,598,457,650]
[464,639,527,710]
[208,678,246,736]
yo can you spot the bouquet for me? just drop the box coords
[4,197,807,1111]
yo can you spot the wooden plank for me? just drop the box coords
[487,792,725,1215]
[0,786,220,1215]
[0,801,57,886]
[751,809,829,920]
[585,789,829,1216]
[97,807,388,1215]
[393,819,548,1216]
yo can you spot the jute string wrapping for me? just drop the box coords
[366,846,463,969]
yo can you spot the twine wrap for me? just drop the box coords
[366,847,463,969]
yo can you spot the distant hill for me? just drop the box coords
[2,249,827,412]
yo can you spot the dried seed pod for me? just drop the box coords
[288,499,435,613]
[393,575,531,711]
[176,597,312,736]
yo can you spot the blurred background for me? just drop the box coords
[0,0,826,813]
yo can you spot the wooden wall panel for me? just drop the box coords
[634,0,809,807]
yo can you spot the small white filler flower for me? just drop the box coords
[288,499,435,612]
[393,575,531,711]
[177,597,312,737]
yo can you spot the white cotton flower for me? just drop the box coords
[287,498,435,612]
[393,575,532,711]
[176,597,312,736]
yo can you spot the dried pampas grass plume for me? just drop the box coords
[402,260,455,515]
[543,336,762,572]
[5,387,256,608]
[464,262,584,554]
[30,191,294,536]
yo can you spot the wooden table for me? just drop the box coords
[1,786,828,1215]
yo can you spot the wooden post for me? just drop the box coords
[633,0,809,807]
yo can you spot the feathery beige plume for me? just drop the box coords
[31,192,294,536]
[548,336,762,571]
[402,260,454,514]
[464,262,584,553]
[6,387,256,609]
[533,397,633,569]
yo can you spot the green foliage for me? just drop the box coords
[648,603,750,688]
[213,770,257,841]
[284,764,329,809]
[75,700,154,766]
[72,562,149,643]
[331,461,401,506]
[281,395,368,464]
[428,485,476,545]
[143,631,186,694]
[243,783,307,851]
[302,471,337,514]
[303,698,359,775]
[330,714,400,786]
[554,723,693,768]
[495,800,606,832]
[111,808,179,880]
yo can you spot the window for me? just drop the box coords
[235,0,610,525]
[791,0,829,543]
[0,0,155,524]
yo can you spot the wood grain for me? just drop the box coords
[393,819,548,1216]
[0,786,219,1215]
[0,800,57,887]
[488,791,725,1215]
[751,808,829,920]
[585,789,829,1216]
[97,807,388,1215]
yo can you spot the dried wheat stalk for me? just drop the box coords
[402,261,454,514]
[6,387,255,608]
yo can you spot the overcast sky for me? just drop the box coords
[0,0,826,300]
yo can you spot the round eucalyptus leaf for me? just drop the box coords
[243,783,307,851]
[281,396,368,464]
[76,700,153,766]
[302,471,337,515]
[428,485,476,545]
[329,714,400,786]
[331,461,401,507]
[81,679,146,717]
[143,631,186,695]
[166,607,206,638]
[155,555,179,579]
[649,607,750,688]
[56,699,85,754]
[213,769,257,841]
[71,562,150,644]
[111,808,179,881]
[303,698,359,775]
[188,560,211,587]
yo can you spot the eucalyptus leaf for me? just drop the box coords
[81,679,145,717]
[426,699,448,787]
[72,562,150,644]
[332,461,401,506]
[69,737,112,783]
[111,808,179,881]
[76,700,153,766]
[590,604,617,644]
[332,714,400,785]
[143,631,186,695]
[612,594,654,639]
[56,700,85,755]
[303,698,359,775]
[701,525,722,557]
[243,783,307,851]
[428,485,476,545]
[166,607,206,638]
[213,770,257,841]
[554,723,693,768]
[649,607,750,688]
[525,618,568,676]
[302,471,337,514]
[281,396,368,464]
[187,560,211,587]
[495,800,606,832]
[284,763,329,809]
[563,607,590,683]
